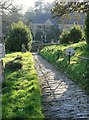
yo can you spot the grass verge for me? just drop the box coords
[40,41,89,94]
[2,52,44,119]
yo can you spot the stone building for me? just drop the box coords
[61,12,85,31]
[29,12,61,42]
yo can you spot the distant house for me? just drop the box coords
[29,12,85,43]
[29,13,61,42]
[61,12,85,31]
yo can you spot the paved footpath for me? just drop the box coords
[33,53,89,120]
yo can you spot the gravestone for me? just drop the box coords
[0,59,3,84]
[65,47,75,56]
[0,43,5,84]
[0,44,5,58]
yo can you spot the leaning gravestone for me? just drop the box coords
[0,43,5,84]
[0,44,5,58]
[65,47,75,56]
[0,59,3,84]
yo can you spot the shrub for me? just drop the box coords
[60,31,70,44]
[34,31,44,41]
[5,21,32,52]
[46,31,55,43]
[60,25,83,44]
[69,25,83,43]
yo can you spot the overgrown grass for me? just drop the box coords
[2,52,44,119]
[40,41,89,94]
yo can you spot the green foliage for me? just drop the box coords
[85,12,89,45]
[5,21,32,52]
[69,25,83,43]
[52,2,89,19]
[2,52,44,119]
[45,27,60,43]
[46,31,55,43]
[60,25,83,44]
[40,41,89,94]
[60,31,70,44]
[34,31,44,41]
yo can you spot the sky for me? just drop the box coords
[14,0,55,13]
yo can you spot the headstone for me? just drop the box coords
[65,47,75,56]
[0,59,3,84]
[0,43,5,84]
[0,44,5,58]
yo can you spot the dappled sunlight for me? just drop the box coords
[40,41,89,93]
[33,54,89,119]
[2,52,44,119]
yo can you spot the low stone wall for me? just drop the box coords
[31,41,43,52]
[0,59,3,84]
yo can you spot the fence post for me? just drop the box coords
[57,50,60,59]
[68,52,71,64]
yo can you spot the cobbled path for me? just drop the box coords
[33,53,89,120]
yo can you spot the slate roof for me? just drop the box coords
[30,13,58,27]
[63,12,85,25]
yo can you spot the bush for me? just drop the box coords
[60,31,70,44]
[69,25,83,43]
[46,31,55,43]
[34,31,44,41]
[60,25,83,44]
[5,21,32,52]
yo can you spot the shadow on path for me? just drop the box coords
[33,53,89,120]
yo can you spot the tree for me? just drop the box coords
[52,1,89,92]
[2,7,22,36]
[60,30,70,44]
[69,25,83,43]
[34,31,44,41]
[46,31,55,43]
[22,7,36,25]
[52,1,89,45]
[5,21,32,51]
[52,1,89,17]
[0,0,22,14]
[0,0,22,36]
[50,27,61,42]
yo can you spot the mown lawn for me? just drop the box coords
[2,52,44,119]
[40,41,89,94]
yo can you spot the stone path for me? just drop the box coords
[33,53,89,120]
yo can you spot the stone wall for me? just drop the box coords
[31,41,43,52]
[0,59,3,84]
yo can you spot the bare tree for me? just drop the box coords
[0,0,22,14]
[0,0,22,37]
